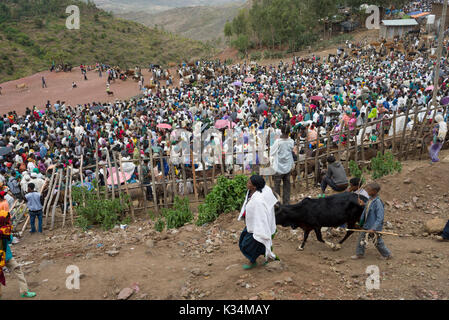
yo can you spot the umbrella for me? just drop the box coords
[107,167,132,186]
[157,123,172,129]
[326,111,341,117]
[0,146,12,157]
[233,81,242,87]
[334,80,344,86]
[75,182,94,192]
[215,120,236,129]
[311,96,324,101]
[244,77,256,83]
[441,96,449,105]
[425,85,434,91]
[354,77,364,82]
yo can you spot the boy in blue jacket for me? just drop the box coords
[351,182,392,260]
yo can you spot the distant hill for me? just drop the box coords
[0,0,214,82]
[118,2,246,44]
[90,0,246,14]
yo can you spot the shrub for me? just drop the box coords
[349,160,366,184]
[155,217,165,232]
[370,152,402,180]
[196,175,248,226]
[72,180,131,231]
[162,196,193,229]
[250,52,262,61]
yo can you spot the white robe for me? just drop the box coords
[238,186,278,261]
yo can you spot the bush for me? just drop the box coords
[155,217,165,232]
[250,52,262,61]
[370,152,402,180]
[162,196,193,229]
[349,160,366,184]
[196,175,248,226]
[72,181,131,231]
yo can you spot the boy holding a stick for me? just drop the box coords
[351,182,393,260]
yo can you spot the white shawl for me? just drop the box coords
[238,186,278,261]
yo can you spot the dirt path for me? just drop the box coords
[2,151,449,300]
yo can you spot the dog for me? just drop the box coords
[107,90,114,96]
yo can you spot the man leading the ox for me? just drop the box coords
[318,155,348,198]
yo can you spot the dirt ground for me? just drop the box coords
[2,150,448,300]
[0,67,183,116]
[0,29,378,117]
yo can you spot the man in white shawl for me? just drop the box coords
[237,175,279,270]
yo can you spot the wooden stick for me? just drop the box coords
[42,168,56,219]
[102,165,108,200]
[399,105,411,161]
[137,144,148,214]
[45,171,59,227]
[360,121,368,161]
[79,155,86,207]
[112,151,123,206]
[51,169,63,230]
[380,118,385,155]
[119,153,135,220]
[191,149,198,201]
[392,111,397,155]
[62,166,69,228]
[105,149,114,200]
[69,165,74,227]
[345,229,399,236]
[160,154,168,208]
[148,145,159,214]
[95,140,100,200]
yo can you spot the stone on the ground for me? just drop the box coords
[403,178,412,184]
[424,218,446,234]
[145,239,155,248]
[117,287,134,300]
[106,250,120,257]
[265,261,285,272]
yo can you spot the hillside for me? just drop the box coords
[90,0,246,14]
[0,0,214,82]
[118,3,246,43]
[2,152,449,300]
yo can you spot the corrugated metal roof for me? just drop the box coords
[381,19,419,26]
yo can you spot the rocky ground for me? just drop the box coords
[1,151,449,300]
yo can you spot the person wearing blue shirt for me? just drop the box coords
[352,182,392,260]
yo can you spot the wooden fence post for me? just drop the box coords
[69,165,74,227]
[105,149,115,200]
[62,166,69,228]
[112,152,123,206]
[51,169,63,231]
[148,145,159,214]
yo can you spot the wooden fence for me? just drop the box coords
[14,104,448,231]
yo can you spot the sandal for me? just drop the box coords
[242,262,257,270]
[21,291,36,298]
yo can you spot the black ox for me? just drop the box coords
[275,192,367,251]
